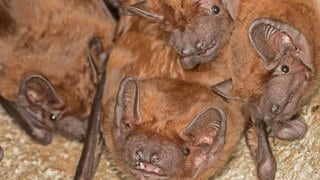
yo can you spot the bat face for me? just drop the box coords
[0,0,117,146]
[257,53,311,122]
[104,76,244,179]
[256,51,310,141]
[119,0,242,69]
[169,0,242,69]
[249,17,313,140]
[0,74,87,144]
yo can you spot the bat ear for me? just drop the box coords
[119,1,164,22]
[223,0,242,20]
[179,107,227,155]
[249,17,313,71]
[115,76,142,130]
[211,79,234,100]
[18,74,64,110]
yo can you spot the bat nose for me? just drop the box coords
[180,47,194,56]
[135,149,161,165]
[196,41,206,50]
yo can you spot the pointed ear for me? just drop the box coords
[223,0,242,20]
[249,17,313,71]
[211,79,234,99]
[18,74,64,108]
[119,1,164,22]
[179,107,227,154]
[115,76,142,129]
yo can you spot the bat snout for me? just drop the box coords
[134,149,162,165]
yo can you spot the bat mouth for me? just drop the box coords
[194,41,217,57]
[131,161,166,178]
[179,41,218,69]
[180,40,217,58]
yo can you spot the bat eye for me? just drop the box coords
[281,65,290,74]
[211,5,220,15]
[183,147,190,157]
[50,113,57,121]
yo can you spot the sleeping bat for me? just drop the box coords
[118,0,242,69]
[103,0,244,95]
[99,76,246,179]
[0,0,116,152]
[248,17,313,141]
[212,0,320,179]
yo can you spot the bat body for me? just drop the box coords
[224,0,320,179]
[0,0,116,143]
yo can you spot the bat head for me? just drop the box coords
[119,0,242,69]
[249,18,313,140]
[110,76,233,179]
[14,74,87,143]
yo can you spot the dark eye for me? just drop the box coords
[281,65,290,74]
[211,5,220,15]
[183,147,190,157]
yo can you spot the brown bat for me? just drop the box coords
[103,0,244,97]
[212,0,320,179]
[248,17,313,141]
[118,0,242,69]
[0,0,116,148]
[100,76,246,179]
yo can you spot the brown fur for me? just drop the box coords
[102,77,246,179]
[230,0,320,106]
[227,0,320,178]
[0,0,16,37]
[104,10,236,102]
[117,0,242,69]
[100,1,247,178]
[0,0,116,119]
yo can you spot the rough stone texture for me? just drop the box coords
[1,90,320,179]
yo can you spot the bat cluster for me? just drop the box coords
[0,0,319,179]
